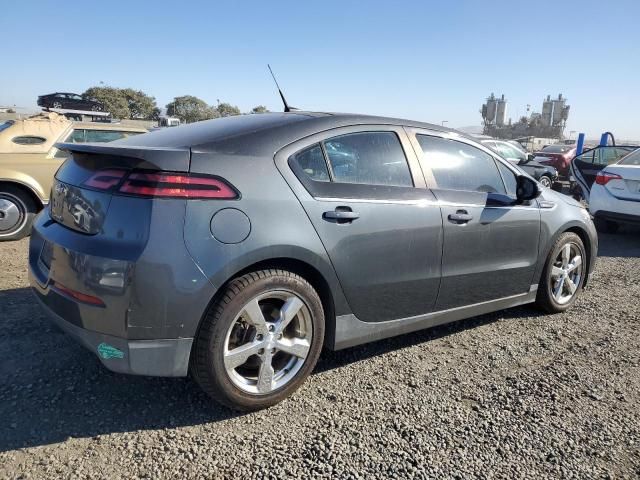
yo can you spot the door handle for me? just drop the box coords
[448,210,473,224]
[323,207,359,223]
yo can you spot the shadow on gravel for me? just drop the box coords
[0,286,544,452]
[597,225,640,258]
[0,232,634,452]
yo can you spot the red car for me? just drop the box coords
[532,145,576,178]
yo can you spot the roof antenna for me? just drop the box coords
[268,64,296,112]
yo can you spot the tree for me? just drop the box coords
[250,105,269,114]
[166,95,218,123]
[216,102,241,117]
[122,88,160,120]
[83,86,130,119]
[82,86,159,120]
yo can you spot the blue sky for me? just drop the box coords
[3,0,640,138]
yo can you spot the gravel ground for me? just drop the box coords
[1,227,639,479]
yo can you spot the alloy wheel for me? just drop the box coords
[549,243,583,305]
[539,176,552,188]
[223,291,313,395]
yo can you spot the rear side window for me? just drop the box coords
[324,132,413,187]
[12,135,46,145]
[290,144,330,182]
[619,149,640,166]
[417,135,505,194]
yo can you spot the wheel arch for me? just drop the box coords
[0,178,45,210]
[193,254,348,352]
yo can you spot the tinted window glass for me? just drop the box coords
[291,144,330,182]
[323,132,413,187]
[66,129,86,143]
[496,161,518,196]
[0,121,14,132]
[417,135,505,194]
[84,130,129,142]
[12,135,47,145]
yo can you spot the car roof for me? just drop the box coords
[113,111,457,154]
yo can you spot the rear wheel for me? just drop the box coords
[0,185,37,241]
[52,101,63,109]
[594,218,619,234]
[535,232,586,313]
[191,269,325,411]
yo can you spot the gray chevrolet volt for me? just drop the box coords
[28,112,597,410]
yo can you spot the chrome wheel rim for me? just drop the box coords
[52,101,62,108]
[223,291,313,395]
[0,194,25,235]
[539,176,551,188]
[550,243,583,305]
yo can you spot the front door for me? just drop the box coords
[411,131,541,310]
[276,126,443,323]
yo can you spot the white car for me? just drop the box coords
[588,149,640,233]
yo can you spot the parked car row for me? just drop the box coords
[480,139,559,189]
[0,113,147,240]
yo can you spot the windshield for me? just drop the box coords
[619,149,640,166]
[542,145,572,153]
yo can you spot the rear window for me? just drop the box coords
[542,145,571,153]
[619,150,640,166]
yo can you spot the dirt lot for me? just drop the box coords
[1,228,639,479]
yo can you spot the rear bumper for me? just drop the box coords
[28,203,217,377]
[593,210,640,225]
[32,289,192,376]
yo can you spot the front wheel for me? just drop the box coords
[535,232,586,313]
[538,175,552,188]
[191,269,325,411]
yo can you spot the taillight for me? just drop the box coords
[82,170,238,199]
[595,171,622,186]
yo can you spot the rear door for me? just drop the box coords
[276,125,443,323]
[409,130,541,310]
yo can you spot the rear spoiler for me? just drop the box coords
[55,142,191,172]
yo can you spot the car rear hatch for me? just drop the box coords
[50,143,191,234]
[600,165,640,202]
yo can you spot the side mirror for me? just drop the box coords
[516,175,540,203]
[527,153,535,162]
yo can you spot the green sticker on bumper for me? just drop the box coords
[97,343,124,360]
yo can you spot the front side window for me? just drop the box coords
[417,135,506,194]
[496,161,518,196]
[323,132,413,187]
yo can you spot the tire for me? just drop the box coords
[594,218,619,234]
[0,185,38,241]
[91,105,102,112]
[539,175,552,188]
[535,232,586,313]
[191,269,325,411]
[52,101,63,109]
